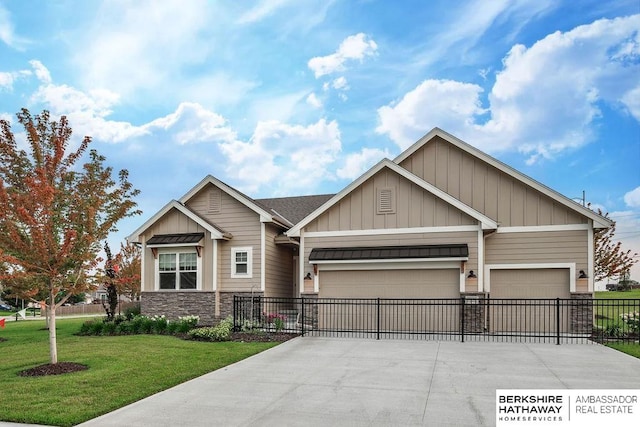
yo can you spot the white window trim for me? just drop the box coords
[231,247,253,279]
[154,247,203,291]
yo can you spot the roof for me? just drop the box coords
[309,244,469,262]
[286,159,498,237]
[126,201,232,243]
[395,128,613,229]
[179,175,291,228]
[147,233,204,245]
[255,194,335,225]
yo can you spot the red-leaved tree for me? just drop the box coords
[594,209,638,283]
[0,109,140,364]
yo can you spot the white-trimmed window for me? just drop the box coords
[156,250,201,290]
[231,247,252,278]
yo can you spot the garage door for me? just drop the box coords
[319,269,460,298]
[318,269,460,333]
[489,268,570,333]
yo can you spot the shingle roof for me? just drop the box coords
[255,194,335,225]
[309,244,469,261]
[147,233,204,245]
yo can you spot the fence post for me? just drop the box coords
[232,295,237,332]
[376,298,380,340]
[461,296,465,343]
[301,298,305,337]
[556,298,560,345]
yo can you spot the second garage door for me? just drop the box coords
[318,268,460,333]
[489,268,570,333]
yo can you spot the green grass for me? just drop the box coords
[607,343,640,359]
[0,318,280,426]
[595,291,640,359]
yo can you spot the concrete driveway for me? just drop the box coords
[76,338,640,426]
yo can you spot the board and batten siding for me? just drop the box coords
[185,185,262,292]
[485,231,588,273]
[264,224,294,298]
[305,168,476,233]
[398,136,588,227]
[140,208,213,292]
[303,232,478,279]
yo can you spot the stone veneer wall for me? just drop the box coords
[141,292,215,325]
[300,293,319,332]
[460,292,486,333]
[570,293,593,334]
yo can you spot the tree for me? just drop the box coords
[101,242,119,321]
[113,242,141,302]
[594,209,638,283]
[0,109,140,364]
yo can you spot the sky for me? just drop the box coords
[0,0,639,282]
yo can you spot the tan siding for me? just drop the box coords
[399,136,590,227]
[303,231,479,280]
[186,185,262,292]
[264,224,294,298]
[305,168,476,232]
[485,231,588,273]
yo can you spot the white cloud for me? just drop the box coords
[621,85,640,121]
[337,147,391,180]
[308,33,377,78]
[0,4,29,49]
[306,93,322,108]
[377,79,486,150]
[144,102,236,145]
[624,186,640,208]
[332,77,349,91]
[236,0,292,24]
[377,15,640,159]
[219,119,341,194]
[29,60,51,84]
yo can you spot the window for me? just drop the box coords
[157,252,199,290]
[231,247,252,278]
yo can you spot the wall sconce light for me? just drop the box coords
[578,270,587,279]
[467,270,477,278]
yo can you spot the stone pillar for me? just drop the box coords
[570,293,593,334]
[461,293,486,333]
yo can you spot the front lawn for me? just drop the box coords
[0,318,280,426]
[607,343,640,359]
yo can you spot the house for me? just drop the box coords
[127,128,611,324]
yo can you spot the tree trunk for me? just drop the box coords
[48,289,58,364]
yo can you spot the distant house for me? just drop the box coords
[127,128,611,323]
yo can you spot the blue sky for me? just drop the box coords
[1,0,639,280]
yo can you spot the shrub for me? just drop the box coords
[124,303,141,320]
[152,315,168,334]
[621,312,639,334]
[188,317,233,342]
[101,321,117,336]
[604,323,624,338]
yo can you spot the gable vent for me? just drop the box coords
[209,190,221,213]
[377,187,395,214]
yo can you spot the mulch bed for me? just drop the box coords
[230,332,299,343]
[19,362,88,377]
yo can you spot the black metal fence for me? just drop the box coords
[232,296,640,344]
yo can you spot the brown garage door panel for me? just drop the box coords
[490,268,570,333]
[319,269,460,298]
[318,269,460,333]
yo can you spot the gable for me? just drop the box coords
[304,165,478,233]
[397,133,596,227]
[186,183,262,230]
[142,208,210,241]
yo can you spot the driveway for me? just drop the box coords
[76,338,640,426]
